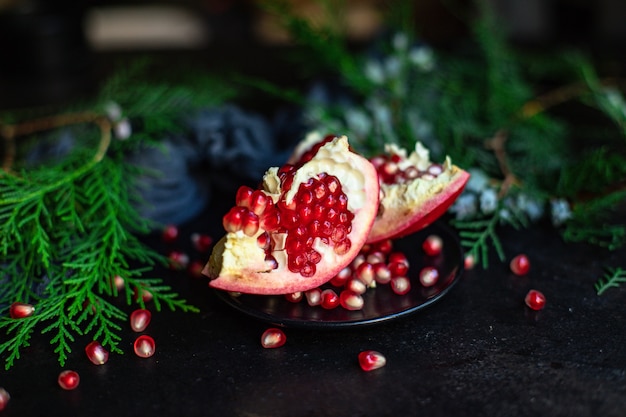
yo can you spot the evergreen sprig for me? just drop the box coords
[1,63,231,368]
[595,267,626,295]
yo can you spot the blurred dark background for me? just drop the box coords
[1,0,625,109]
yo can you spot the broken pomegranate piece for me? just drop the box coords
[204,136,380,295]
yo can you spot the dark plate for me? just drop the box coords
[214,221,464,329]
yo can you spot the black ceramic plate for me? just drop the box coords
[214,221,464,329]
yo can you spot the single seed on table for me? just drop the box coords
[130,309,152,332]
[191,233,213,252]
[85,340,109,365]
[134,335,156,358]
[284,292,303,303]
[358,350,387,371]
[0,388,10,411]
[464,254,475,270]
[261,328,287,348]
[524,289,546,311]
[58,370,80,390]
[161,224,179,243]
[510,254,530,276]
[391,276,411,295]
[419,266,440,287]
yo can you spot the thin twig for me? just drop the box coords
[484,129,519,198]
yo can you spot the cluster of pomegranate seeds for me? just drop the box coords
[510,254,530,276]
[85,341,110,365]
[369,153,444,185]
[9,302,34,319]
[58,370,80,390]
[223,169,355,279]
[525,289,546,311]
[0,388,9,411]
[358,350,387,371]
[261,328,287,348]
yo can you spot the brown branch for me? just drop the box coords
[484,129,520,198]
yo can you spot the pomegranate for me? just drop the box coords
[288,133,469,243]
[204,136,380,295]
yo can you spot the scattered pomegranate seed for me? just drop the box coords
[168,251,190,270]
[464,254,475,270]
[112,275,125,291]
[510,254,530,276]
[339,290,364,310]
[261,328,287,348]
[161,224,179,243]
[284,292,303,303]
[0,388,9,411]
[358,350,387,371]
[346,278,367,295]
[134,287,153,303]
[388,260,409,277]
[58,370,80,390]
[191,233,213,252]
[134,335,156,358]
[422,234,443,256]
[419,266,439,287]
[305,288,322,306]
[524,289,546,311]
[9,302,35,318]
[390,276,411,295]
[130,309,152,332]
[85,341,109,365]
[187,260,205,278]
[320,289,340,309]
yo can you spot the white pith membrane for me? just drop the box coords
[204,136,380,295]
[366,142,470,243]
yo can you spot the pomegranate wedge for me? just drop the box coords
[204,136,380,295]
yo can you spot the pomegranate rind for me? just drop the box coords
[366,144,470,243]
[204,136,380,295]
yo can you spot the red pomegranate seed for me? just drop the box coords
[464,254,475,270]
[373,239,393,254]
[510,254,530,276]
[85,341,109,365]
[9,302,34,318]
[419,267,439,287]
[330,266,352,287]
[305,288,322,306]
[58,370,80,390]
[187,260,205,278]
[168,251,189,270]
[391,276,411,295]
[525,289,546,311]
[191,233,213,252]
[0,388,9,411]
[339,290,364,310]
[358,350,387,371]
[320,289,340,309]
[422,234,443,256]
[388,252,408,266]
[388,261,409,277]
[161,224,179,243]
[373,262,391,284]
[261,328,286,348]
[284,292,303,303]
[346,278,367,295]
[355,262,375,286]
[130,309,152,332]
[134,335,156,358]
[112,275,125,290]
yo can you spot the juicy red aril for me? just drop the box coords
[358,350,386,371]
[284,292,303,303]
[388,252,409,267]
[305,288,322,306]
[9,302,34,318]
[422,234,443,256]
[187,260,205,278]
[373,262,391,284]
[525,289,546,311]
[464,254,475,270]
[0,388,9,411]
[355,262,375,286]
[85,341,109,365]
[168,251,189,270]
[130,309,152,332]
[134,286,153,303]
[373,154,443,185]
[261,328,287,348]
[339,290,364,310]
[419,266,439,287]
[510,254,530,275]
[58,370,80,390]
[388,261,409,277]
[391,276,411,295]
[134,335,156,358]
[191,233,213,252]
[320,289,340,309]
[161,224,179,243]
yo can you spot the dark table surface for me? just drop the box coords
[3,174,626,417]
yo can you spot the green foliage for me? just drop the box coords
[0,62,232,368]
[595,267,626,295]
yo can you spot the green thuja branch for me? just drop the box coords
[595,267,626,295]
[452,213,505,269]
